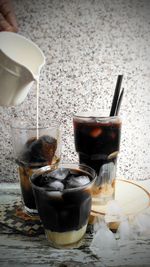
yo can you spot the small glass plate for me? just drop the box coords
[91,179,150,216]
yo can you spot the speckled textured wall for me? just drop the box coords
[0,0,150,182]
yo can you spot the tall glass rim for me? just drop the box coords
[73,112,121,122]
[11,119,60,130]
[30,163,97,193]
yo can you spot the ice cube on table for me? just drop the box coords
[49,168,70,180]
[90,222,117,250]
[66,175,90,189]
[132,213,150,236]
[117,219,132,240]
[93,216,104,232]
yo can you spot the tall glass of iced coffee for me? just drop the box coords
[73,112,121,205]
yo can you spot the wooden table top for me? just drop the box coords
[0,181,150,267]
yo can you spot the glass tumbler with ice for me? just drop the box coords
[73,112,121,205]
[11,120,61,215]
[30,163,96,248]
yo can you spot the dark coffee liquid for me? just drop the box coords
[32,168,92,232]
[18,166,37,210]
[73,118,121,197]
[17,135,58,212]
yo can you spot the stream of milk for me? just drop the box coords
[36,79,39,139]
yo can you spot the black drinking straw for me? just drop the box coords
[115,88,124,116]
[109,75,123,116]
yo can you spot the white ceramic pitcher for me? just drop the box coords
[0,32,45,106]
